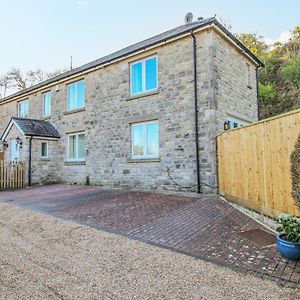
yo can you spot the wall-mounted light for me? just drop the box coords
[16,137,23,149]
[224,121,230,131]
[2,140,8,150]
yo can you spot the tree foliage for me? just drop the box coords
[236,25,300,119]
[236,33,269,60]
[281,57,300,88]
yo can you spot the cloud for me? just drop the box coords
[264,31,292,46]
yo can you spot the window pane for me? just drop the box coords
[68,135,76,159]
[41,142,48,157]
[131,62,143,94]
[68,83,76,110]
[77,134,85,159]
[132,125,144,156]
[24,101,29,117]
[18,103,22,116]
[146,122,159,156]
[19,100,29,117]
[43,93,51,116]
[77,81,85,108]
[145,57,157,90]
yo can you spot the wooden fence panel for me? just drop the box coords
[217,109,300,217]
[0,161,25,190]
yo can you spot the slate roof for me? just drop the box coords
[6,117,60,139]
[0,17,264,104]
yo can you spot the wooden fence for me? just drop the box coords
[217,109,300,218]
[0,161,25,190]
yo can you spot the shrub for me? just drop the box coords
[291,134,300,207]
[258,83,278,105]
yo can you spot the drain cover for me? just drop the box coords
[239,228,275,247]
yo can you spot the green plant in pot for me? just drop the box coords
[276,214,300,260]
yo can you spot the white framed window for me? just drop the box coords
[43,91,51,117]
[67,132,85,161]
[131,120,159,159]
[130,55,158,96]
[227,116,248,130]
[18,100,29,117]
[40,142,49,159]
[67,80,85,111]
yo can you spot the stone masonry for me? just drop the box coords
[0,27,259,192]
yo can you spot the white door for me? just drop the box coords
[10,139,20,162]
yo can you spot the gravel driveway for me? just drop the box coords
[0,202,298,300]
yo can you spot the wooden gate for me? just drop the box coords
[217,109,300,217]
[0,161,25,189]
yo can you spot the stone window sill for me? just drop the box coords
[41,116,51,121]
[126,90,159,101]
[64,107,85,115]
[127,158,161,163]
[40,158,50,161]
[64,161,86,166]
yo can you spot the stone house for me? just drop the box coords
[0,17,263,193]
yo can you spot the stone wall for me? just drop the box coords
[30,139,60,184]
[196,30,258,192]
[0,29,259,192]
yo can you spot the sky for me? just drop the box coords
[0,0,299,75]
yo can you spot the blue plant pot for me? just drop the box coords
[276,233,300,260]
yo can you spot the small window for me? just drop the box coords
[67,80,85,111]
[18,100,29,118]
[67,132,85,161]
[43,91,51,117]
[226,116,248,130]
[130,56,158,95]
[131,121,159,159]
[41,142,49,158]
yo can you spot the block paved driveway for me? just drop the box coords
[0,184,299,287]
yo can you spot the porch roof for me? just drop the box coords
[1,117,60,141]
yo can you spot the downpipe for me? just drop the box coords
[28,136,32,186]
[191,31,201,194]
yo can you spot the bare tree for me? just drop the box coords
[0,67,68,98]
[7,68,27,90]
[46,69,68,79]
[0,75,11,99]
[26,69,46,87]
